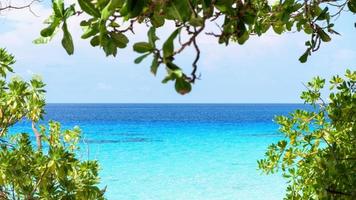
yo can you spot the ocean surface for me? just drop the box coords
[10,104,308,200]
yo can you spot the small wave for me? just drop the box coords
[237,133,281,137]
[107,132,145,136]
[82,137,162,144]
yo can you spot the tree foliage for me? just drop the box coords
[258,70,356,199]
[0,48,105,199]
[36,0,355,94]
[0,48,45,139]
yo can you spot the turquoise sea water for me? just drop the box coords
[11,104,308,200]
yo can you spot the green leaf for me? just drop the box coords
[64,4,76,19]
[189,16,204,27]
[61,22,74,55]
[108,0,125,10]
[166,62,182,78]
[237,31,249,45]
[101,5,114,20]
[148,27,159,46]
[167,0,192,22]
[299,50,309,63]
[133,42,153,53]
[315,7,329,21]
[272,23,284,34]
[215,0,234,13]
[175,78,191,95]
[111,32,129,48]
[34,28,59,44]
[348,0,356,13]
[162,74,175,83]
[162,28,181,62]
[303,24,313,34]
[102,0,125,20]
[81,26,99,39]
[202,0,212,8]
[52,0,64,17]
[317,28,331,42]
[125,0,148,18]
[161,62,182,83]
[134,53,150,64]
[150,55,159,75]
[90,36,100,46]
[33,37,51,44]
[40,18,61,37]
[103,40,117,56]
[78,0,101,17]
[151,14,165,27]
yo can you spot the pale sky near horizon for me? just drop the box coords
[0,1,355,103]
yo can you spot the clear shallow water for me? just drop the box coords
[10,104,308,200]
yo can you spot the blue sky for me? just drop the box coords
[0,1,355,103]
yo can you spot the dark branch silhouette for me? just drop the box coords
[0,0,40,16]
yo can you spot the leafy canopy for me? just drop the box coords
[0,48,105,199]
[0,48,45,137]
[36,0,355,94]
[0,122,105,200]
[258,70,356,199]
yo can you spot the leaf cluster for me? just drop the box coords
[0,122,105,200]
[0,49,105,199]
[258,70,356,199]
[36,0,355,94]
[0,48,46,136]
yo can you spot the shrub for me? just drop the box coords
[258,70,356,199]
[0,48,105,199]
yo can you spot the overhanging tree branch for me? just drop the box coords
[0,0,40,16]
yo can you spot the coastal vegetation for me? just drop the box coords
[259,70,356,199]
[0,48,105,199]
[0,0,355,199]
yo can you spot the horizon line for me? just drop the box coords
[45,102,306,104]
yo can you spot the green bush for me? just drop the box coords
[0,48,105,199]
[259,70,356,199]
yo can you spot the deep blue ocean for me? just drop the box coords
[11,104,308,200]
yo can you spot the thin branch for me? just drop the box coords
[32,121,42,151]
[325,188,352,196]
[171,23,205,83]
[28,163,49,199]
[174,25,205,56]
[0,0,40,16]
[330,2,348,18]
[189,36,200,83]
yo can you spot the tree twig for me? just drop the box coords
[32,121,42,151]
[0,0,40,16]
